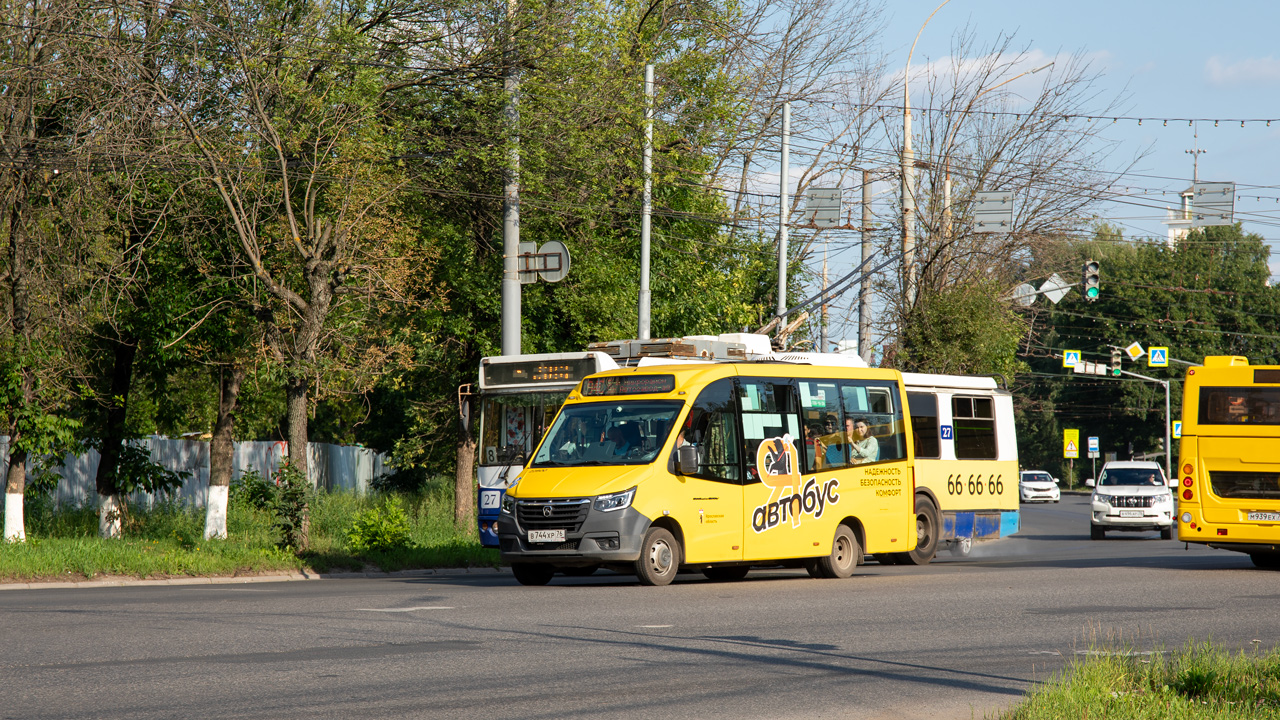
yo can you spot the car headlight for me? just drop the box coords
[1152,493,1170,504]
[593,486,636,513]
[1093,494,1111,505]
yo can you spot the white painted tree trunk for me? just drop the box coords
[99,493,122,538]
[3,492,24,542]
[203,485,228,540]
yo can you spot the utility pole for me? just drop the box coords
[858,169,874,362]
[775,102,790,329]
[820,245,828,352]
[1117,368,1173,483]
[500,0,521,356]
[638,64,654,340]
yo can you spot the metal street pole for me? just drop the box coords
[638,64,653,340]
[858,168,873,361]
[1117,368,1172,483]
[776,102,790,328]
[500,0,521,356]
[902,0,952,309]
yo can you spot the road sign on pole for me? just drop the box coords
[1040,273,1071,304]
[802,188,842,228]
[974,190,1014,232]
[1063,350,1081,368]
[1173,421,1182,439]
[1192,182,1235,227]
[1148,346,1168,368]
[1064,429,1079,459]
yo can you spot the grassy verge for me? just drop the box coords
[0,476,498,582]
[1001,641,1280,719]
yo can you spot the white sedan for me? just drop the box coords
[1019,471,1060,503]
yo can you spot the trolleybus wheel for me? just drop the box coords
[900,495,939,565]
[815,525,859,579]
[511,563,554,586]
[702,566,750,582]
[635,527,681,586]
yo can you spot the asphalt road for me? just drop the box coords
[4,496,1277,720]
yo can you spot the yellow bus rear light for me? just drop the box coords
[1183,489,1194,500]
[1183,478,1193,487]
[1217,529,1228,536]
[1181,512,1192,523]
[1182,463,1194,475]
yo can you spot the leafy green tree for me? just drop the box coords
[893,279,1027,379]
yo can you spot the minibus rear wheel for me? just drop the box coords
[511,562,554,586]
[814,525,859,579]
[636,527,681,586]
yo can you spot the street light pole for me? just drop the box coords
[902,0,952,309]
[940,62,1053,240]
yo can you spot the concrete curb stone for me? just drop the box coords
[0,566,507,591]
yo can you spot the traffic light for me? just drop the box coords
[1082,259,1100,301]
[1110,347,1122,377]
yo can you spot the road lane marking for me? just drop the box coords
[358,606,455,612]
[636,624,672,628]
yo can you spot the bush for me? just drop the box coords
[371,465,429,493]
[229,470,274,511]
[346,495,414,553]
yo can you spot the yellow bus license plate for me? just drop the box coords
[1247,512,1280,522]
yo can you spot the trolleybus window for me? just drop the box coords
[480,393,564,466]
[907,393,940,459]
[953,396,996,460]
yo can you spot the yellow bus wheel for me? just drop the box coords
[635,527,681,586]
[814,525,859,579]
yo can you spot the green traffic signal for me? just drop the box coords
[1082,259,1101,302]
[1085,287,1099,299]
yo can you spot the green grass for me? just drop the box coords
[0,476,498,582]
[1001,640,1280,719]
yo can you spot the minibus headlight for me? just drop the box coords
[594,487,636,513]
[501,493,516,515]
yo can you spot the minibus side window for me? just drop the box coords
[953,396,996,459]
[740,379,800,484]
[798,380,844,472]
[907,392,940,459]
[680,378,740,483]
[842,381,907,463]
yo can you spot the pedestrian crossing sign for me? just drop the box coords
[1063,350,1081,368]
[1173,421,1182,439]
[1149,347,1168,367]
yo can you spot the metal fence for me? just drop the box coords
[0,437,391,509]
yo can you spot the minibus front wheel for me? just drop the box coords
[635,526,681,586]
[511,562,554,586]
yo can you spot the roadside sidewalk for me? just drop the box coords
[0,566,506,591]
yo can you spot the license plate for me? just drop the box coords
[528,529,566,543]
[1119,510,1143,518]
[1248,511,1280,522]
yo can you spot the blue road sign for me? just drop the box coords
[1063,350,1081,368]
[1149,347,1168,367]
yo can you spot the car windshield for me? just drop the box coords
[1098,468,1165,487]
[531,400,684,468]
[1023,472,1052,483]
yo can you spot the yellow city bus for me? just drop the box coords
[1176,355,1280,568]
[496,362,917,585]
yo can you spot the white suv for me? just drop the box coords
[1086,461,1175,540]
[1019,470,1060,503]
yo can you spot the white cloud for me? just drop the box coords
[1205,56,1280,86]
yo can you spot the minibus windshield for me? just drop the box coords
[532,400,683,467]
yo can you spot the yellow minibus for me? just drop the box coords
[496,362,917,585]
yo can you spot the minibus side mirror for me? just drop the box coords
[677,445,698,475]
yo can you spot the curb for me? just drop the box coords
[0,566,507,591]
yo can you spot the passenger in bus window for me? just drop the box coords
[803,422,822,470]
[849,417,879,464]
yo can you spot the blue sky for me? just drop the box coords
[879,0,1280,265]
[814,0,1280,351]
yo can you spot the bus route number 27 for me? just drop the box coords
[946,474,1004,496]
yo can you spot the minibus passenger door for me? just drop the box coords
[740,378,812,561]
[674,378,744,564]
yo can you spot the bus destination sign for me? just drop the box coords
[484,357,598,388]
